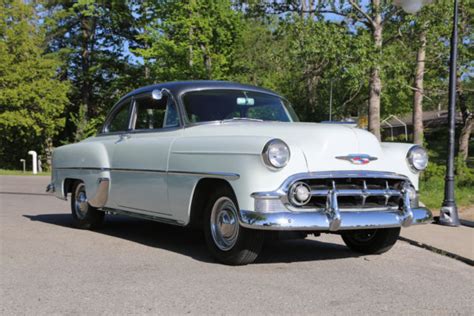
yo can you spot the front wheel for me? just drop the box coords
[71,182,105,229]
[341,228,400,254]
[203,186,264,265]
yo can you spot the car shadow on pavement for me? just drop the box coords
[24,213,361,264]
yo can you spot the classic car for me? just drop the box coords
[47,80,432,265]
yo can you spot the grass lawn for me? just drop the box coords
[0,169,51,176]
[419,181,474,221]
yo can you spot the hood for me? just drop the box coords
[184,121,383,171]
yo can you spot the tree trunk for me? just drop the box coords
[459,115,473,161]
[368,0,382,141]
[413,28,427,145]
[188,0,196,70]
[75,15,96,142]
[301,0,307,17]
[457,6,472,161]
[200,43,212,78]
[458,79,472,161]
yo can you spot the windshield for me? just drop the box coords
[182,89,299,123]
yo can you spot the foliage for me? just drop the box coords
[42,0,139,142]
[419,158,474,209]
[134,0,244,81]
[0,0,69,169]
[419,175,474,210]
[1,0,472,177]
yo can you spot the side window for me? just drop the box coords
[133,94,179,130]
[107,98,131,133]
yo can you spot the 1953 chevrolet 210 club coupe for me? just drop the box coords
[47,80,432,265]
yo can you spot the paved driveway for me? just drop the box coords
[1,176,472,315]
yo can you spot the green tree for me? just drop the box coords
[43,0,138,141]
[134,0,244,81]
[0,0,69,169]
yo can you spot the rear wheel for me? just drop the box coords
[203,186,264,265]
[71,182,104,229]
[341,228,400,254]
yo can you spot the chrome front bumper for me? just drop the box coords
[239,207,432,231]
[241,170,433,231]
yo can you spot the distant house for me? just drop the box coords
[381,110,463,139]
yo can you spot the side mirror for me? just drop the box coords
[152,89,165,100]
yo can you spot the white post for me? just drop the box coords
[28,151,37,174]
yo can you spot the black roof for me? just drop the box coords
[120,80,280,102]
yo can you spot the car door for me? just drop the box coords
[109,90,182,218]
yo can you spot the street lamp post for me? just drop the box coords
[440,0,460,226]
[394,0,460,226]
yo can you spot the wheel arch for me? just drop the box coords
[188,178,236,229]
[63,178,82,198]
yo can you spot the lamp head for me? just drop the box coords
[393,0,432,14]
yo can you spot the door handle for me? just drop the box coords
[115,134,131,144]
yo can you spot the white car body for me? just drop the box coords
[47,81,432,263]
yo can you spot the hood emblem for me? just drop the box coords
[336,154,378,165]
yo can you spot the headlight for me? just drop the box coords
[262,139,290,169]
[406,145,428,172]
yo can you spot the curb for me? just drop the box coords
[433,216,474,228]
[399,236,474,267]
[460,219,474,228]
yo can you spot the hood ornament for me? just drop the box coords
[336,154,378,165]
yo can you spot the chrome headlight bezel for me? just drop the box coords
[406,145,428,172]
[262,139,291,170]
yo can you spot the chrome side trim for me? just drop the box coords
[87,178,109,208]
[167,171,240,180]
[104,208,183,226]
[55,167,108,171]
[117,204,172,217]
[113,168,166,173]
[239,207,433,231]
[54,167,239,180]
[171,150,258,156]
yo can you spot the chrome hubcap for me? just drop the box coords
[210,197,239,251]
[74,184,88,220]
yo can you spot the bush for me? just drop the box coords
[456,157,474,187]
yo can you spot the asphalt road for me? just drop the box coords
[1,176,473,315]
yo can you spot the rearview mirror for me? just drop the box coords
[236,97,255,106]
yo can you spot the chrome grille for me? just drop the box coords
[295,177,405,209]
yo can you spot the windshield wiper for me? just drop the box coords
[221,117,264,123]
